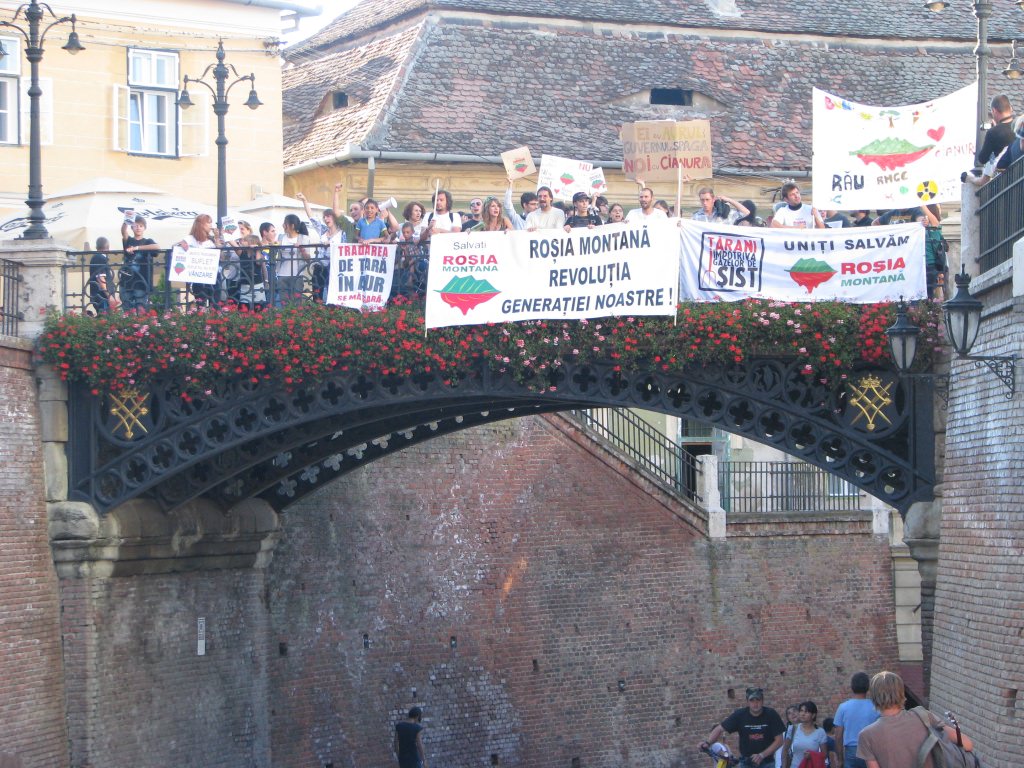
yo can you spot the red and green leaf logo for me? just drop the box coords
[438,275,500,315]
[559,172,575,186]
[173,259,186,275]
[514,161,528,173]
[850,137,934,170]
[787,258,836,294]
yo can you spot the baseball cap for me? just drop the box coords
[572,191,590,203]
[746,687,764,700]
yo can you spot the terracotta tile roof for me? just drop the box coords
[287,0,1024,58]
[284,19,1024,174]
[283,24,425,167]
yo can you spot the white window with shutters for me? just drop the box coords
[112,48,205,157]
[0,35,18,145]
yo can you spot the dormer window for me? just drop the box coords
[650,88,692,106]
[332,91,349,109]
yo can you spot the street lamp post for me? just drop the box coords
[924,0,1023,151]
[177,40,262,229]
[0,1,84,240]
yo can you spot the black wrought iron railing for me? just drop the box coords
[0,257,21,337]
[718,460,861,514]
[62,244,429,315]
[569,408,701,502]
[977,156,1024,273]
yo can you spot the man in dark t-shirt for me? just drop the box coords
[119,214,160,312]
[394,706,428,768]
[701,687,785,765]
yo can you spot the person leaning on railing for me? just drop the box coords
[276,214,312,305]
[87,237,120,314]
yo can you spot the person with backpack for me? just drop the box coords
[424,190,462,239]
[856,671,975,768]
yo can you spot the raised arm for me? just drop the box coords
[296,191,314,222]
[332,182,344,219]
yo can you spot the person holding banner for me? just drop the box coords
[771,183,825,229]
[563,191,602,230]
[469,197,512,233]
[625,183,667,223]
[525,187,565,231]
[355,200,392,244]
[424,190,462,236]
[692,187,750,224]
[177,213,222,307]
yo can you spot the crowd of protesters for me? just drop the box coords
[87,144,975,316]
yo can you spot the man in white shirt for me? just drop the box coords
[692,187,750,224]
[625,185,667,223]
[425,190,462,235]
[525,186,566,231]
[771,182,825,229]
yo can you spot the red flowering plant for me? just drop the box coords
[38,299,943,398]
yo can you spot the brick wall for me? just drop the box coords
[59,569,272,767]
[267,414,898,768]
[929,287,1024,768]
[0,343,70,767]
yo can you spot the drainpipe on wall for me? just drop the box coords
[284,145,811,180]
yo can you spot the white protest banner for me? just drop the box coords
[326,241,396,310]
[425,222,680,329]
[621,120,713,181]
[501,146,536,180]
[678,220,926,303]
[169,245,219,284]
[811,82,977,210]
[537,154,595,202]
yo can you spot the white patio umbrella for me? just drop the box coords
[236,193,327,228]
[0,177,239,250]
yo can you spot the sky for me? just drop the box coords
[284,0,359,45]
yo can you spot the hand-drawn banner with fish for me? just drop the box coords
[811,83,977,210]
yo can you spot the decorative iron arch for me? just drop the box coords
[67,357,936,516]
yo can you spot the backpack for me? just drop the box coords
[925,227,948,272]
[912,707,981,768]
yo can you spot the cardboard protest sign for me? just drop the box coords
[169,245,219,284]
[621,120,713,181]
[811,82,977,209]
[326,241,396,310]
[424,222,680,328]
[537,154,596,202]
[588,167,608,196]
[678,220,926,302]
[501,146,536,180]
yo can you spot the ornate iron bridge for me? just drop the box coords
[66,357,936,516]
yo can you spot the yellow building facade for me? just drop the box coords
[0,0,308,217]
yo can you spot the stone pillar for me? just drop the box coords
[698,454,726,538]
[0,239,74,341]
[959,183,980,279]
[903,498,941,703]
[49,496,282,767]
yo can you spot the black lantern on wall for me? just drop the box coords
[886,269,1017,397]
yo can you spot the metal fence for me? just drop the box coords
[978,155,1024,273]
[63,243,429,315]
[718,460,862,514]
[569,408,702,502]
[0,258,21,337]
